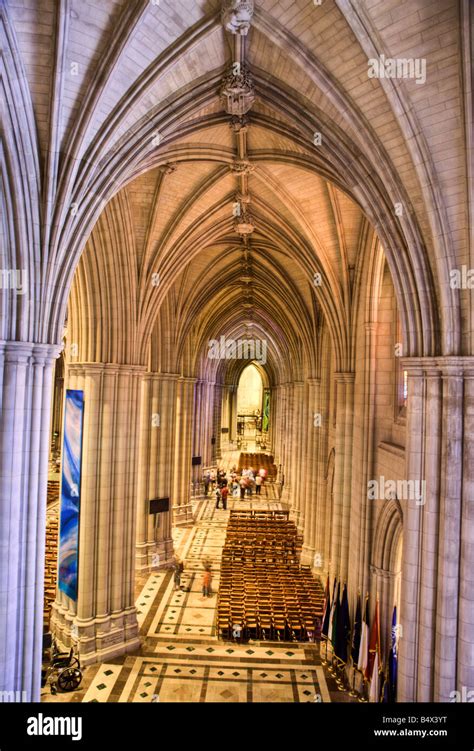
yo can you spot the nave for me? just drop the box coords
[1,0,472,709]
[42,494,340,704]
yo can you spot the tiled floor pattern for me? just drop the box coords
[42,491,339,703]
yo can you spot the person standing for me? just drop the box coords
[220,484,229,510]
[240,476,246,500]
[215,486,222,509]
[173,558,183,590]
[255,474,262,495]
[202,569,212,598]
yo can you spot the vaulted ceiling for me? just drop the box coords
[2,0,470,363]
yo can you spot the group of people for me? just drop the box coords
[172,556,213,599]
[203,465,268,508]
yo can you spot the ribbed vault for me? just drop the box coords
[2,0,468,361]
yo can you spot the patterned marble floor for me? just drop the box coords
[42,492,334,703]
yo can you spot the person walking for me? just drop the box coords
[173,558,183,590]
[202,569,212,598]
[239,476,246,500]
[203,472,210,497]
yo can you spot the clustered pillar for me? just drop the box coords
[135,373,178,571]
[172,377,196,525]
[51,363,143,666]
[0,342,60,700]
[398,357,474,702]
[330,373,355,583]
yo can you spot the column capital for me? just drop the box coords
[401,356,474,377]
[334,371,355,384]
[68,362,147,377]
[0,340,62,364]
[142,371,180,382]
[306,376,321,386]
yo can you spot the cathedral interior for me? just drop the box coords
[0,0,473,708]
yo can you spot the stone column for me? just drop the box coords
[398,357,474,702]
[192,379,203,486]
[290,381,305,531]
[221,384,232,450]
[349,323,376,604]
[315,375,331,571]
[50,354,64,455]
[212,382,223,463]
[268,386,276,453]
[458,370,474,694]
[0,341,60,701]
[301,378,320,566]
[230,384,238,443]
[135,372,178,571]
[272,385,282,467]
[202,381,214,467]
[51,362,143,665]
[330,373,355,582]
[280,383,293,502]
[172,376,196,525]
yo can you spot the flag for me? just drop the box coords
[369,651,380,702]
[365,598,380,682]
[335,583,351,663]
[357,594,370,672]
[321,575,331,637]
[327,578,338,643]
[351,592,362,664]
[330,581,340,650]
[389,605,398,701]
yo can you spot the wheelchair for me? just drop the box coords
[41,635,82,694]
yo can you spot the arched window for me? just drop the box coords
[395,315,407,419]
[236,364,264,444]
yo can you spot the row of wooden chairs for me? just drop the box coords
[225,511,302,563]
[218,513,323,642]
[228,509,289,521]
[218,614,322,642]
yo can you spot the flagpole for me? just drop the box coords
[357,591,370,702]
[349,589,361,697]
[348,659,358,697]
[320,571,330,666]
[336,658,346,690]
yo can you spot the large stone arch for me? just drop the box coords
[1,0,472,704]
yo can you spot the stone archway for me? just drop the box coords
[1,0,472,703]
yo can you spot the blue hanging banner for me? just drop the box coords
[58,389,85,601]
